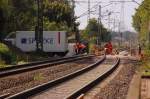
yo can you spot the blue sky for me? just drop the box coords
[74,0,143,32]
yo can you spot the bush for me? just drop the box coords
[0,43,16,64]
[0,43,9,53]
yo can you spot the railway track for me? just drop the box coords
[5,56,120,99]
[0,55,93,78]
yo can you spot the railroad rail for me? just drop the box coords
[0,93,10,99]
[6,56,120,99]
[0,54,93,78]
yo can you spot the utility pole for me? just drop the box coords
[98,5,102,47]
[110,0,132,48]
[99,5,102,48]
[35,0,43,51]
[113,18,116,31]
[71,0,79,42]
[120,0,125,32]
[108,18,116,42]
[108,12,111,31]
[118,22,121,48]
[88,0,90,22]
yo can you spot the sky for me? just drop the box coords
[74,0,143,32]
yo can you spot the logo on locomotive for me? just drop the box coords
[21,38,54,44]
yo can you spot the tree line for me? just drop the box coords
[81,18,111,43]
[0,0,77,40]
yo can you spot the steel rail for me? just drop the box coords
[0,93,10,99]
[0,55,93,78]
[0,54,87,72]
[6,56,106,99]
[66,58,120,99]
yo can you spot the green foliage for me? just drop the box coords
[0,0,76,40]
[0,0,36,39]
[34,73,43,81]
[43,0,77,33]
[0,43,16,64]
[132,0,150,46]
[144,48,150,57]
[43,17,71,31]
[0,43,9,53]
[44,1,73,27]
[82,18,111,43]
[0,0,12,39]
[141,60,150,76]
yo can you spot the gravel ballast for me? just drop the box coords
[94,59,137,99]
[0,57,98,96]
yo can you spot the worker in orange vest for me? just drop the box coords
[74,42,80,55]
[78,43,86,54]
[107,42,112,54]
[104,42,113,54]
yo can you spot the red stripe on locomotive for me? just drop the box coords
[58,32,60,44]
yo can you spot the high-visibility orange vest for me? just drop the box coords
[79,44,86,49]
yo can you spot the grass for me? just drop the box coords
[0,43,9,53]
[141,50,150,76]
[34,73,44,81]
[17,60,27,65]
[143,71,150,76]
[140,58,150,76]
[0,42,16,65]
[0,60,6,68]
[0,62,13,68]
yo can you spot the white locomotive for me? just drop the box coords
[8,31,70,56]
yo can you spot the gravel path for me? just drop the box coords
[0,57,98,96]
[93,58,137,99]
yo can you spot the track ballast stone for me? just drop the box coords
[94,60,136,99]
[0,57,97,96]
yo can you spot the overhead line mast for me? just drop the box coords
[88,0,90,22]
[98,5,102,47]
[35,0,43,52]
[110,0,132,47]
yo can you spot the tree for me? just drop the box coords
[43,0,76,32]
[0,0,77,40]
[132,0,150,45]
[11,0,37,31]
[82,18,111,42]
[0,0,12,40]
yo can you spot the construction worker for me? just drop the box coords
[108,42,112,54]
[104,42,113,54]
[104,43,109,54]
[78,43,86,54]
[138,44,143,60]
[74,42,87,54]
[74,42,80,55]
